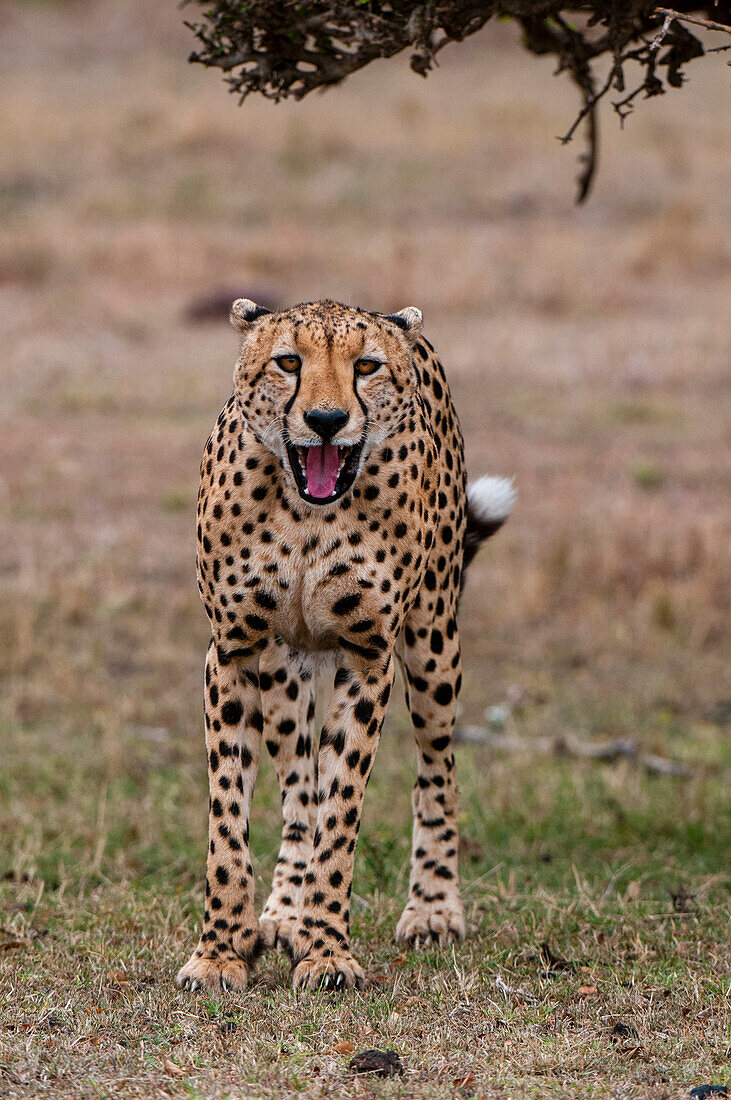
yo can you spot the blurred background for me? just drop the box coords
[0,0,729,1064]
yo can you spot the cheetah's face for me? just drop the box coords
[231,299,421,506]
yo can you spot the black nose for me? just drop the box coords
[303,407,350,441]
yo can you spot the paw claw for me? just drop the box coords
[176,952,250,994]
[292,953,364,992]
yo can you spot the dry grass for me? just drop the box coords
[0,1,729,1097]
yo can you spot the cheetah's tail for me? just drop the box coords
[463,475,516,575]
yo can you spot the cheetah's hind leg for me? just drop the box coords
[395,606,466,949]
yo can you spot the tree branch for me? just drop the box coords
[185,1,727,199]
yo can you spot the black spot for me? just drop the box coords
[354,698,374,725]
[332,593,361,616]
[434,683,453,706]
[245,614,268,631]
[255,590,277,610]
[221,700,243,725]
[350,619,374,634]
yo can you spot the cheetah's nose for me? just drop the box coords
[303,407,350,441]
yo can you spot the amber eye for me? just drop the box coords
[274,354,301,373]
[355,357,382,376]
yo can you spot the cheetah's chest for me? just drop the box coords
[200,482,431,659]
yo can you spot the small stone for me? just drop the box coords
[610,1022,638,1040]
[349,1049,404,1077]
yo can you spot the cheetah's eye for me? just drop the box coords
[355,357,383,376]
[274,354,301,374]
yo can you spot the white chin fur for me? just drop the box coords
[466,475,516,522]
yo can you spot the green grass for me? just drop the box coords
[2,698,729,1099]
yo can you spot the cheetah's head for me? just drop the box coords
[231,299,421,506]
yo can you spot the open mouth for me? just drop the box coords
[286,441,363,504]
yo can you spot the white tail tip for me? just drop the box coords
[467,476,516,523]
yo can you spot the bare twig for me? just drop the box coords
[496,972,538,1002]
[454,726,696,777]
[643,754,694,778]
[655,8,731,34]
[644,911,699,920]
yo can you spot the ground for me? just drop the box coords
[0,1,729,1097]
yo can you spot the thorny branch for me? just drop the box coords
[186,1,730,201]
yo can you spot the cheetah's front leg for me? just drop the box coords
[176,644,263,994]
[258,644,317,951]
[290,655,395,991]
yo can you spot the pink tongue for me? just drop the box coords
[305,444,340,498]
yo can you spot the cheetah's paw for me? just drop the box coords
[175,952,250,994]
[258,910,297,954]
[292,952,365,992]
[395,900,465,949]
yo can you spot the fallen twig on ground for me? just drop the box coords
[495,973,538,1002]
[454,727,695,777]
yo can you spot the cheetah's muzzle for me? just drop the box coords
[287,440,364,504]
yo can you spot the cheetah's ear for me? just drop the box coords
[385,306,422,344]
[230,298,272,332]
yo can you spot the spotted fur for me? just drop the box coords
[176,299,513,994]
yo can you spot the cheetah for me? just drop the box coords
[176,299,514,993]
